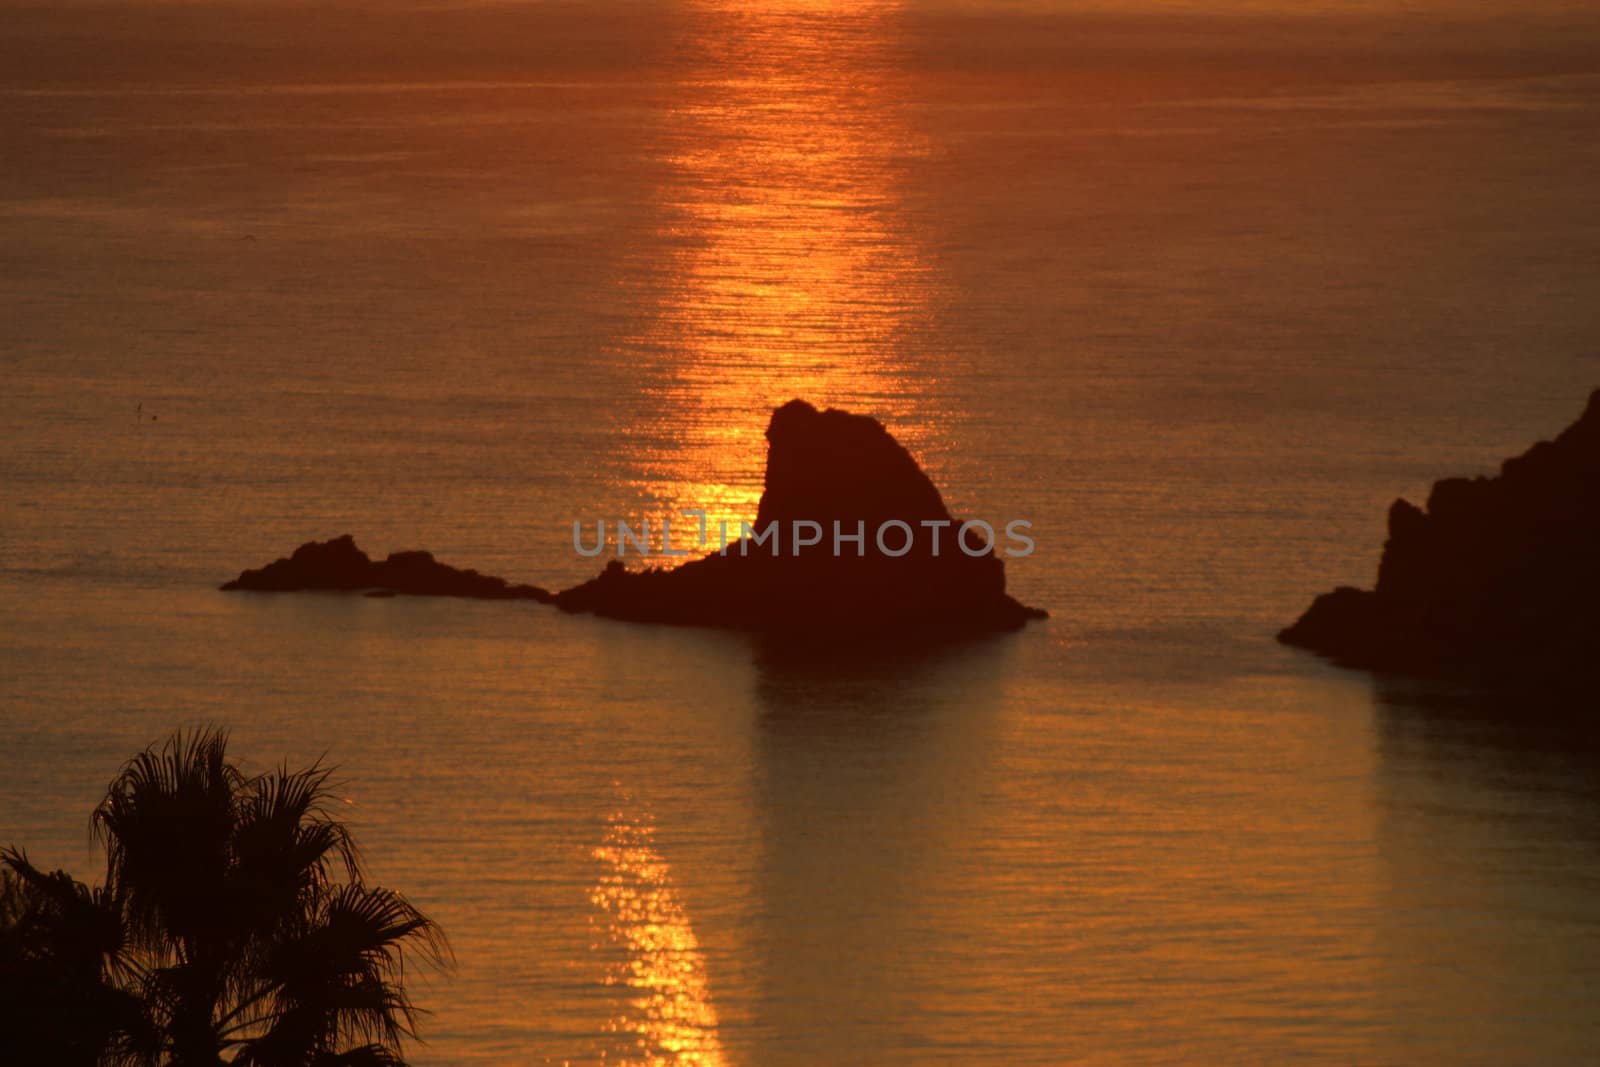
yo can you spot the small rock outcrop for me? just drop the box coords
[1280,389,1600,682]
[221,535,552,601]
[555,399,1047,638]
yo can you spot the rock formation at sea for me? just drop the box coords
[1280,389,1600,683]
[221,535,552,601]
[555,399,1047,637]
[222,400,1047,640]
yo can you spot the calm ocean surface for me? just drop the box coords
[4,2,1600,1063]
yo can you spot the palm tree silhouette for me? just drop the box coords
[1,728,448,1066]
[0,859,142,1065]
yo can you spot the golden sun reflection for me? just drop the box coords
[614,0,940,535]
[591,808,729,1067]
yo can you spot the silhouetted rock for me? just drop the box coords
[1280,389,1600,683]
[555,400,1047,639]
[221,535,552,601]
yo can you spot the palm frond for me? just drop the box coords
[93,727,243,952]
[0,853,151,1067]
[1,847,125,969]
[309,1045,409,1067]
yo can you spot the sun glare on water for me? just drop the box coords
[614,0,940,534]
[592,807,731,1067]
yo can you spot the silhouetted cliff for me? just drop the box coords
[1280,389,1600,682]
[221,535,552,601]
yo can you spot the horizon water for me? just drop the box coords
[3,2,1600,1063]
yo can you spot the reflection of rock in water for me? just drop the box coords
[591,808,729,1067]
[1367,675,1600,1062]
[1370,674,1600,864]
[1372,676,1600,784]
[743,637,1013,1057]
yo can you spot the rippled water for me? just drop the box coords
[4,2,1600,1063]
